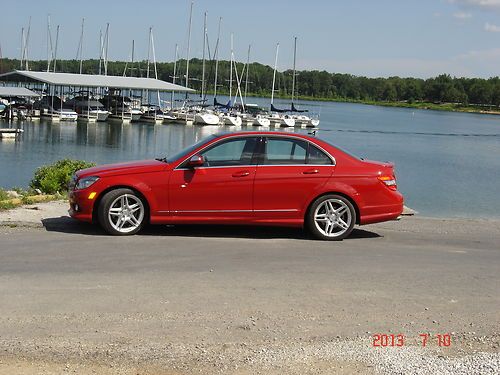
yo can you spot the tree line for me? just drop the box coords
[1,57,499,106]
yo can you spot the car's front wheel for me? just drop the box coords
[307,194,356,240]
[98,188,146,235]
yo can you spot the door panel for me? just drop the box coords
[168,136,259,218]
[169,166,256,215]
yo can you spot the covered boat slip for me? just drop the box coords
[0,70,194,122]
[0,86,40,98]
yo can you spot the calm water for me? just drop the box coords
[1,97,499,219]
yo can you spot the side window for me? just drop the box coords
[264,138,307,164]
[307,144,333,165]
[200,137,258,167]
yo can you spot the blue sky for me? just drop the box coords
[1,0,500,78]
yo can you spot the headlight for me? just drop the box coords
[76,176,99,190]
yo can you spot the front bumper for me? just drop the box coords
[68,190,94,222]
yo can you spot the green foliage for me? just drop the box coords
[0,189,9,201]
[30,159,95,194]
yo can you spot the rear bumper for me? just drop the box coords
[359,191,404,225]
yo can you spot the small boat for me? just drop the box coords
[168,109,195,125]
[35,96,78,122]
[0,128,24,138]
[194,110,220,125]
[66,96,109,122]
[221,112,242,126]
[101,95,142,123]
[141,105,166,124]
[252,114,271,127]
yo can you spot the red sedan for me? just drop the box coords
[69,132,403,240]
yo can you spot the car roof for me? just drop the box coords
[216,131,317,141]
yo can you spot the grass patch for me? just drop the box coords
[1,158,93,212]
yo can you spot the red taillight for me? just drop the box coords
[378,175,397,190]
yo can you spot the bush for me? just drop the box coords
[30,159,96,194]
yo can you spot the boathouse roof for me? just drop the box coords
[0,70,195,92]
[0,86,40,97]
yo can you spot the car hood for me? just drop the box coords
[77,160,169,178]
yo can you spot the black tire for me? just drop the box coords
[306,194,356,241]
[97,188,146,236]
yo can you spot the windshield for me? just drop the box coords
[166,134,218,163]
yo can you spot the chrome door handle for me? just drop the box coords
[303,169,319,174]
[232,171,250,177]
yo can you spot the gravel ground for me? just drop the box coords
[0,201,498,374]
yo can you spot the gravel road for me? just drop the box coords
[0,202,498,374]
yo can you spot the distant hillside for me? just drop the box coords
[1,58,500,108]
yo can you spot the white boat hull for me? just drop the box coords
[194,113,220,125]
[41,110,78,122]
[78,110,109,122]
[223,115,242,126]
[281,117,295,127]
[252,116,271,127]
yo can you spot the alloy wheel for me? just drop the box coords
[108,194,145,234]
[313,198,353,238]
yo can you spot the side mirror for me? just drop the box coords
[187,154,204,168]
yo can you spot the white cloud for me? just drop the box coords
[453,11,472,18]
[484,22,500,31]
[448,0,500,10]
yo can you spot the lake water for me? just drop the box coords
[1,97,499,219]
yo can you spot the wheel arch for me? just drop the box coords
[92,185,151,224]
[305,191,361,225]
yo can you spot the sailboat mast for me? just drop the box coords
[78,18,85,74]
[104,23,109,76]
[24,17,31,70]
[171,44,178,109]
[20,27,25,69]
[53,25,59,73]
[147,27,151,79]
[185,0,194,91]
[213,17,222,98]
[150,29,161,107]
[229,33,233,99]
[46,15,52,72]
[271,43,279,105]
[201,11,207,100]
[244,44,251,102]
[291,36,297,104]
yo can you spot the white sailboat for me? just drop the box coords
[268,43,295,127]
[289,37,320,128]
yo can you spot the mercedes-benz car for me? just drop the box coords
[69,132,403,240]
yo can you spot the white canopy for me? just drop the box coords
[0,86,40,97]
[0,70,194,92]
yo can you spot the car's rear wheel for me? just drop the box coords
[307,194,356,241]
[98,188,146,235]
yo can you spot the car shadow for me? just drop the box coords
[41,216,382,240]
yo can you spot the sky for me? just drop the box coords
[1,0,500,78]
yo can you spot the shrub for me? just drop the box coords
[0,189,9,201]
[30,159,96,194]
